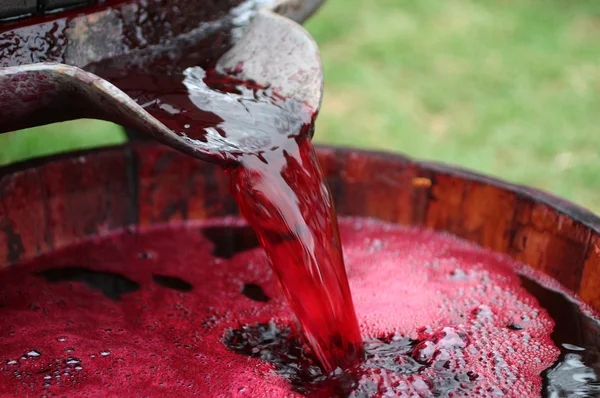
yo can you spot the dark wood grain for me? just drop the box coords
[509,199,591,292]
[458,181,517,253]
[0,168,48,265]
[134,143,238,226]
[424,173,468,236]
[580,235,600,309]
[38,150,133,250]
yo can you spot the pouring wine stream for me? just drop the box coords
[0,10,363,372]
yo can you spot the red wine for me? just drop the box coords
[0,219,598,396]
[225,137,363,372]
[2,68,599,397]
[110,67,364,371]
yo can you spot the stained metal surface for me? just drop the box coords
[0,5,324,166]
[272,0,325,25]
[0,0,37,21]
[0,0,324,69]
[0,0,244,69]
[217,9,323,112]
[0,0,103,21]
[0,63,204,159]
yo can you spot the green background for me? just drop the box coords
[1,0,598,213]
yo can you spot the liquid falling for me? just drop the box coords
[226,136,364,371]
[112,67,364,371]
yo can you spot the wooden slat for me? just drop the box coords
[457,181,518,253]
[579,235,600,308]
[425,173,468,235]
[0,168,49,267]
[330,151,422,226]
[509,200,591,292]
[38,150,132,250]
[135,145,235,226]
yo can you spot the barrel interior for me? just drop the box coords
[0,142,598,311]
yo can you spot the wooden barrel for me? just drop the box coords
[0,141,598,311]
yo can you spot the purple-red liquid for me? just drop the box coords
[226,137,364,372]
[1,67,599,397]
[0,219,599,396]
[110,68,365,371]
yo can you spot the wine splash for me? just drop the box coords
[117,67,364,371]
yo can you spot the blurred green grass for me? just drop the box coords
[0,120,126,165]
[306,0,600,214]
[1,0,598,213]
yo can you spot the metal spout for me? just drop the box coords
[0,2,324,165]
